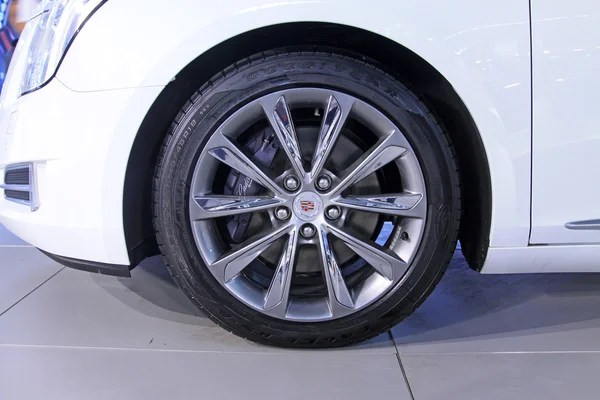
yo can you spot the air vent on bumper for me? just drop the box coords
[0,163,39,211]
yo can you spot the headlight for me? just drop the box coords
[19,0,107,96]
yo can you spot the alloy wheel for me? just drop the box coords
[189,88,427,322]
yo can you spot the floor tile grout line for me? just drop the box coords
[373,350,600,355]
[0,267,65,318]
[0,342,392,356]
[5,342,600,356]
[396,353,416,400]
[389,331,415,400]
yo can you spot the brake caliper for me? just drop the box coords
[223,128,279,243]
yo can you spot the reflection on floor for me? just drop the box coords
[1,224,600,399]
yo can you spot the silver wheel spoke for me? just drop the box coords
[208,133,283,195]
[333,193,425,219]
[191,88,428,322]
[331,135,407,195]
[210,225,290,283]
[263,229,298,315]
[318,227,354,311]
[261,95,305,178]
[191,195,283,220]
[309,94,354,180]
[326,224,407,281]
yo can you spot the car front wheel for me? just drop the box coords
[153,49,461,348]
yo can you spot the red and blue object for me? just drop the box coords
[0,0,17,92]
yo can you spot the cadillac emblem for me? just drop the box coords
[293,192,323,221]
[301,201,315,212]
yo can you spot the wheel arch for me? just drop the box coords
[123,22,492,271]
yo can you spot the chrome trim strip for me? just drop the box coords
[0,183,30,191]
[565,219,600,230]
[29,162,40,211]
[5,162,33,171]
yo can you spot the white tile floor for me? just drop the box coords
[2,225,600,399]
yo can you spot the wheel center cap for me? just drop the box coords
[293,192,323,221]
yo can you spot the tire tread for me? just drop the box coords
[152,48,462,348]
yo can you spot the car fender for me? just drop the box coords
[57,0,532,248]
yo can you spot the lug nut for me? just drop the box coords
[301,224,316,238]
[326,206,341,220]
[275,207,290,221]
[316,175,331,191]
[284,175,300,191]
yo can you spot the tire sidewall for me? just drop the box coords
[154,52,460,344]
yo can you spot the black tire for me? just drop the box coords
[153,49,461,348]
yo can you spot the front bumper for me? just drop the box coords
[0,78,163,265]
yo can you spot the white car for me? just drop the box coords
[0,0,597,347]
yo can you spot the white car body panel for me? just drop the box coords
[0,0,597,272]
[0,79,163,263]
[530,0,600,244]
[58,0,532,249]
[483,244,600,274]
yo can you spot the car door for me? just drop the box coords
[530,0,600,244]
